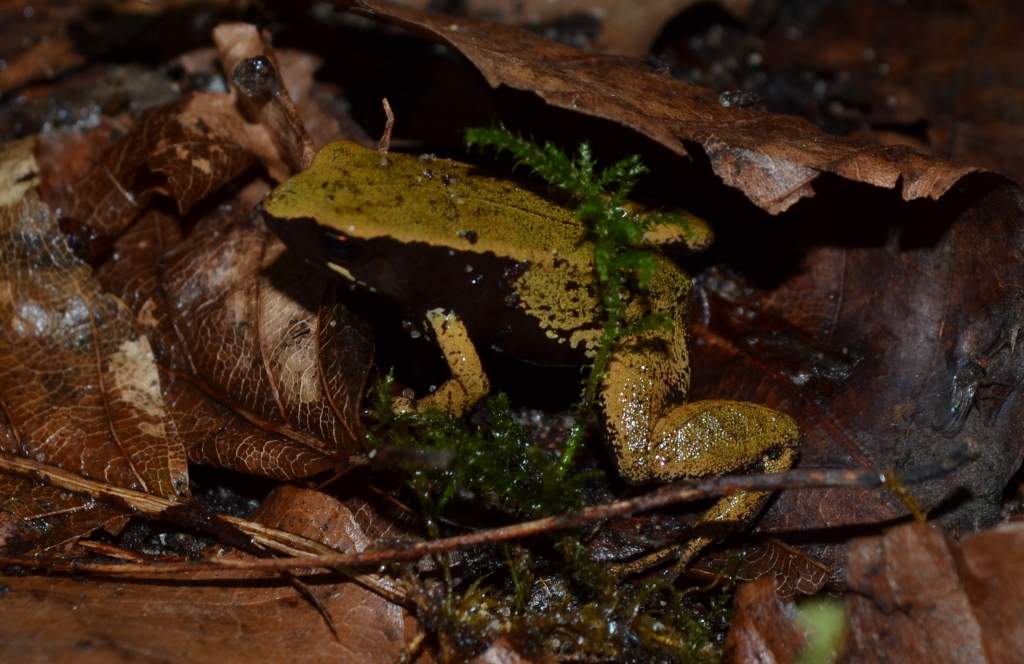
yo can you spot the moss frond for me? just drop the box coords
[466,126,689,410]
[367,376,590,521]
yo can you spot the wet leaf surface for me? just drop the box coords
[722,576,805,664]
[684,178,1024,566]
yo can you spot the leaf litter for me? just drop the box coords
[1,2,1023,662]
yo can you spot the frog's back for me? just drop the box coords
[265,140,591,267]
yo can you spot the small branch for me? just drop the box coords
[0,452,405,603]
[378,97,395,163]
[2,466,906,578]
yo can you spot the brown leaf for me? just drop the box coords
[0,4,84,95]
[682,178,1024,567]
[0,137,187,552]
[213,22,316,173]
[0,485,421,664]
[0,474,125,555]
[60,93,256,260]
[96,180,373,479]
[723,576,805,664]
[350,0,977,214]
[161,210,373,468]
[690,539,832,598]
[841,523,994,663]
[0,137,188,499]
[394,0,752,57]
[59,22,323,260]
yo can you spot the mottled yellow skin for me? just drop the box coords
[265,141,799,569]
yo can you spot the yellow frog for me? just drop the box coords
[264,140,799,570]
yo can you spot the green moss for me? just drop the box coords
[423,538,732,662]
[367,374,590,521]
[464,127,701,477]
[464,127,695,410]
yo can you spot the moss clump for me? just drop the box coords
[420,537,732,662]
[367,375,591,522]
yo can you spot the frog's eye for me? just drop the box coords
[324,233,352,261]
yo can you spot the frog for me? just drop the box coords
[263,139,799,571]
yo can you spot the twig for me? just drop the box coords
[378,97,395,163]
[0,451,405,603]
[1,465,918,577]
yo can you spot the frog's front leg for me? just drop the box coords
[601,327,799,575]
[411,308,490,416]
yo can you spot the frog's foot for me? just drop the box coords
[608,400,798,578]
[414,308,490,416]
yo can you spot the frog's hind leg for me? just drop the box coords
[412,308,490,416]
[602,342,798,576]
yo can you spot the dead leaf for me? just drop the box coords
[0,136,187,551]
[841,522,1024,663]
[95,179,374,479]
[59,93,257,260]
[162,206,374,471]
[59,23,322,261]
[678,177,1024,568]
[97,206,337,479]
[0,485,422,664]
[213,22,316,173]
[0,474,125,555]
[349,0,977,214]
[0,3,84,95]
[723,576,805,664]
[690,539,832,597]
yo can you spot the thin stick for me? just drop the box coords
[2,466,892,577]
[0,451,405,602]
[378,97,395,161]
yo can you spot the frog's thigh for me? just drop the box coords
[647,400,798,481]
[416,308,490,416]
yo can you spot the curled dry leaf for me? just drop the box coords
[97,181,374,479]
[213,22,316,173]
[351,0,977,214]
[0,485,422,664]
[60,21,320,261]
[0,137,188,550]
[59,93,257,260]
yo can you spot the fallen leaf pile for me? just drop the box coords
[1,1,1023,662]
